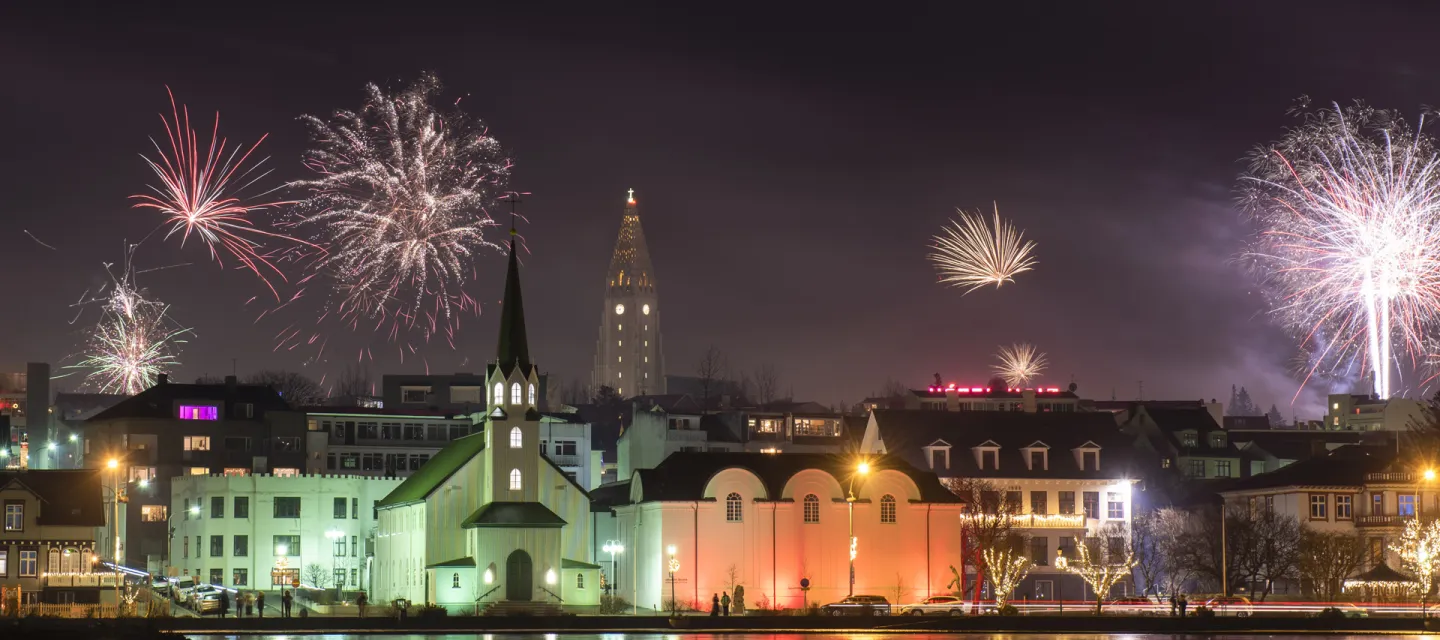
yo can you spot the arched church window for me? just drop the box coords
[510,382,522,405]
[510,427,522,449]
[493,382,503,406]
[726,492,743,522]
[803,494,820,524]
[510,468,522,491]
[452,572,460,588]
[881,494,897,524]
[528,383,536,405]
[47,548,59,573]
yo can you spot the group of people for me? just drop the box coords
[204,588,301,617]
[709,592,733,616]
[1169,593,1190,617]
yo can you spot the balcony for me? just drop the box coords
[1365,472,1415,483]
[960,513,1087,529]
[41,572,122,588]
[667,429,708,443]
[1356,514,1412,527]
[546,454,582,468]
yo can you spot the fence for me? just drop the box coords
[9,602,152,618]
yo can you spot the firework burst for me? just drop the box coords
[290,72,514,343]
[132,88,307,297]
[1241,100,1440,398]
[67,261,191,394]
[930,203,1037,294]
[993,342,1048,387]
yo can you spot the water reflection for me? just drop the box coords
[187,635,1440,640]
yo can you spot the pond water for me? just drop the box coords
[185,635,1424,640]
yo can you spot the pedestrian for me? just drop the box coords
[219,590,230,618]
[257,591,266,618]
[1179,594,1188,617]
[247,592,255,617]
[357,591,368,618]
[282,589,293,617]
[1168,593,1176,617]
[721,591,730,617]
[711,593,720,616]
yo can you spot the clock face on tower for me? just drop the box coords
[614,304,625,315]
[642,304,651,315]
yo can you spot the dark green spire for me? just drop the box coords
[496,230,531,374]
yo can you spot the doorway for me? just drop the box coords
[506,550,533,601]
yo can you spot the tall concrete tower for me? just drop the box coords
[592,190,665,397]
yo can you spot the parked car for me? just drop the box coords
[1203,596,1254,617]
[171,577,197,602]
[149,575,171,596]
[823,595,892,616]
[1108,596,1161,615]
[900,595,965,616]
[187,585,223,614]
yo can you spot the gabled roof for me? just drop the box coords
[1350,562,1414,583]
[630,452,964,504]
[563,558,602,570]
[589,480,633,512]
[376,432,487,508]
[1220,445,1397,493]
[868,410,1135,480]
[427,557,476,568]
[0,470,106,526]
[461,501,567,529]
[89,382,290,422]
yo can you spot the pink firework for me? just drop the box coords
[131,88,312,297]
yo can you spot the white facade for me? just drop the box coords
[168,473,401,592]
[304,410,475,478]
[539,414,597,490]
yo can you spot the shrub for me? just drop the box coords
[1315,607,1346,620]
[599,594,631,615]
[997,604,1019,616]
[1193,606,1215,618]
[418,603,448,619]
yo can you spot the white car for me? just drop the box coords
[171,577,197,601]
[1107,596,1161,615]
[900,595,966,616]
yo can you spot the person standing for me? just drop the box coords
[357,592,368,618]
[247,592,255,617]
[257,591,266,618]
[721,592,730,617]
[219,590,230,618]
[282,589,293,617]
[1178,594,1188,617]
[711,594,720,616]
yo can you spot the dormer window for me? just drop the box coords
[1021,441,1049,471]
[179,405,218,421]
[923,440,952,470]
[972,440,1001,471]
[1210,432,1226,448]
[1180,431,1198,448]
[1073,442,1101,471]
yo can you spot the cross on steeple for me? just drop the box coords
[503,193,522,236]
[627,188,635,204]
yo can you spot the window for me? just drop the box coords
[509,469,522,491]
[188,467,209,475]
[1187,459,1206,478]
[223,467,249,477]
[492,382,504,405]
[451,386,481,404]
[234,535,248,557]
[1031,491,1048,515]
[1309,493,1329,520]
[554,440,578,456]
[233,568,248,586]
[510,427,523,449]
[1106,492,1124,519]
[1180,432,1197,448]
[507,382,521,405]
[352,498,359,519]
[1058,491,1076,515]
[235,403,253,418]
[1082,451,1099,470]
[183,537,189,558]
[334,537,347,557]
[0,550,5,576]
[1373,492,1384,515]
[1215,460,1232,477]
[1336,494,1354,520]
[1400,494,1417,516]
[210,536,223,557]
[19,550,36,577]
[129,466,157,482]
[726,492,743,522]
[577,573,585,589]
[980,450,998,470]
[273,437,301,452]
[794,418,838,436]
[183,436,211,451]
[452,573,461,588]
[334,497,347,519]
[1030,537,1049,566]
[803,494,820,523]
[4,503,22,531]
[179,405,218,420]
[210,568,224,585]
[1029,450,1046,470]
[351,568,358,585]
[1369,537,1385,565]
[235,497,249,519]
[273,467,300,477]
[273,535,300,557]
[1082,492,1099,519]
[204,496,221,518]
[401,387,430,403]
[274,497,301,518]
[352,535,358,557]
[1004,491,1022,512]
[141,505,167,522]
[880,494,897,523]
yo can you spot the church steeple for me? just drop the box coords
[592,189,665,396]
[496,224,531,374]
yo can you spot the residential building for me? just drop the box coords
[1325,394,1427,432]
[0,470,117,604]
[593,190,665,397]
[538,412,598,490]
[382,372,535,415]
[301,408,476,478]
[373,228,597,612]
[914,383,1082,413]
[607,452,965,611]
[82,376,305,573]
[1121,404,1241,481]
[168,473,400,592]
[616,399,740,478]
[1229,429,1365,476]
[860,409,1139,601]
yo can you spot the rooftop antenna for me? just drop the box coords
[1137,380,1144,401]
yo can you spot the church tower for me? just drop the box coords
[484,225,542,504]
[592,190,665,397]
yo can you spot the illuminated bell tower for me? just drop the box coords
[591,189,665,397]
[484,224,542,504]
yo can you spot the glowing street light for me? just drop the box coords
[602,540,624,599]
[847,459,870,597]
[667,544,679,616]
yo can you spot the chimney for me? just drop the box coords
[157,373,169,386]
[25,362,50,438]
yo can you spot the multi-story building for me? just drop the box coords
[592,190,665,397]
[616,400,741,478]
[0,470,117,604]
[169,473,400,593]
[82,376,306,573]
[860,409,1139,601]
[381,372,498,415]
[1325,394,1427,432]
[1121,404,1242,481]
[914,383,1082,413]
[301,408,477,478]
[538,412,598,490]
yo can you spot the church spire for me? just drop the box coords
[496,199,531,374]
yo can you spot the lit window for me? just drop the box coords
[803,494,820,524]
[130,466,157,482]
[141,505,168,522]
[618,372,622,379]
[618,356,622,363]
[509,469,522,491]
[510,382,521,405]
[726,492,743,522]
[644,357,648,363]
[188,467,208,475]
[1309,494,1328,519]
[644,341,648,347]
[179,405,218,420]
[510,427,523,449]
[880,495,897,524]
[493,383,504,405]
[528,384,536,405]
[223,468,249,477]
[618,324,622,331]
[273,467,300,477]
[183,436,211,451]
[577,573,585,589]
[1107,492,1124,519]
[4,503,22,531]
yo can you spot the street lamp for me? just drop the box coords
[105,458,121,606]
[326,529,344,600]
[847,460,870,597]
[602,540,624,599]
[666,544,679,616]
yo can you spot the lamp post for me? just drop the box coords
[106,458,121,606]
[326,529,344,601]
[847,460,870,597]
[1054,549,1067,613]
[1419,469,1435,620]
[602,540,624,600]
[69,434,78,470]
[666,544,679,615]
[46,441,56,469]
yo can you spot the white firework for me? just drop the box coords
[930,203,1037,294]
[993,343,1048,387]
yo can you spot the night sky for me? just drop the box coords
[2,2,1434,415]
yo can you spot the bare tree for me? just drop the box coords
[754,363,781,406]
[1064,521,1135,615]
[303,563,330,589]
[1130,511,1163,597]
[881,378,909,407]
[946,478,1022,611]
[982,545,1032,610]
[334,363,373,400]
[1226,503,1301,601]
[1151,507,1200,596]
[247,370,326,407]
[696,345,726,413]
[1299,528,1366,601]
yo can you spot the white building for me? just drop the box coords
[303,409,476,478]
[539,412,599,490]
[168,473,401,592]
[861,409,1140,600]
[1325,394,1427,432]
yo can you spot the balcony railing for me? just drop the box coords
[546,454,582,468]
[1365,472,1416,483]
[960,513,1087,529]
[40,572,122,588]
[1356,514,1412,527]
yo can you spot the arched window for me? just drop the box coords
[509,427,522,449]
[880,494,897,524]
[492,382,504,405]
[803,494,820,524]
[452,572,461,588]
[510,382,522,405]
[62,548,79,574]
[577,573,585,589]
[528,383,536,405]
[47,548,60,573]
[509,468,523,491]
[726,492,743,522]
